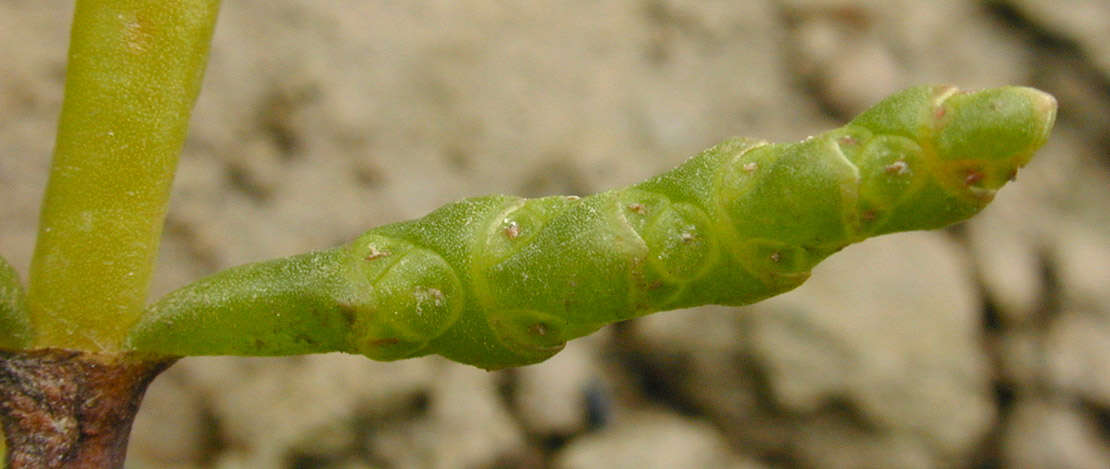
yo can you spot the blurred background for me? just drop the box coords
[1,0,1107,467]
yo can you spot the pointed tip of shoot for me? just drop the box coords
[854,84,1057,194]
[931,86,1056,197]
[846,85,1057,236]
[934,86,1056,160]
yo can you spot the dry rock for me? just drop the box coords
[965,206,1045,325]
[750,232,994,457]
[366,364,523,469]
[1054,225,1110,316]
[785,0,1031,116]
[553,410,764,469]
[1002,0,1110,77]
[792,413,935,469]
[1003,398,1110,469]
[128,372,208,466]
[165,354,437,467]
[1045,311,1110,407]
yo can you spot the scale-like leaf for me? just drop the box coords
[0,256,32,350]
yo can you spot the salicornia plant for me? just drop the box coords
[0,1,1056,467]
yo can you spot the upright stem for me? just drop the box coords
[27,0,221,351]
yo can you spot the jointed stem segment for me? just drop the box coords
[128,85,1056,370]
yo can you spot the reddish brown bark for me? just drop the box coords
[0,349,175,468]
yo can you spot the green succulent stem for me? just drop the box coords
[27,0,221,351]
[129,85,1056,370]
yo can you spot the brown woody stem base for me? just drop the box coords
[0,349,176,468]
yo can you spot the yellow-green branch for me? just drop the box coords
[28,0,221,351]
[129,85,1056,370]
